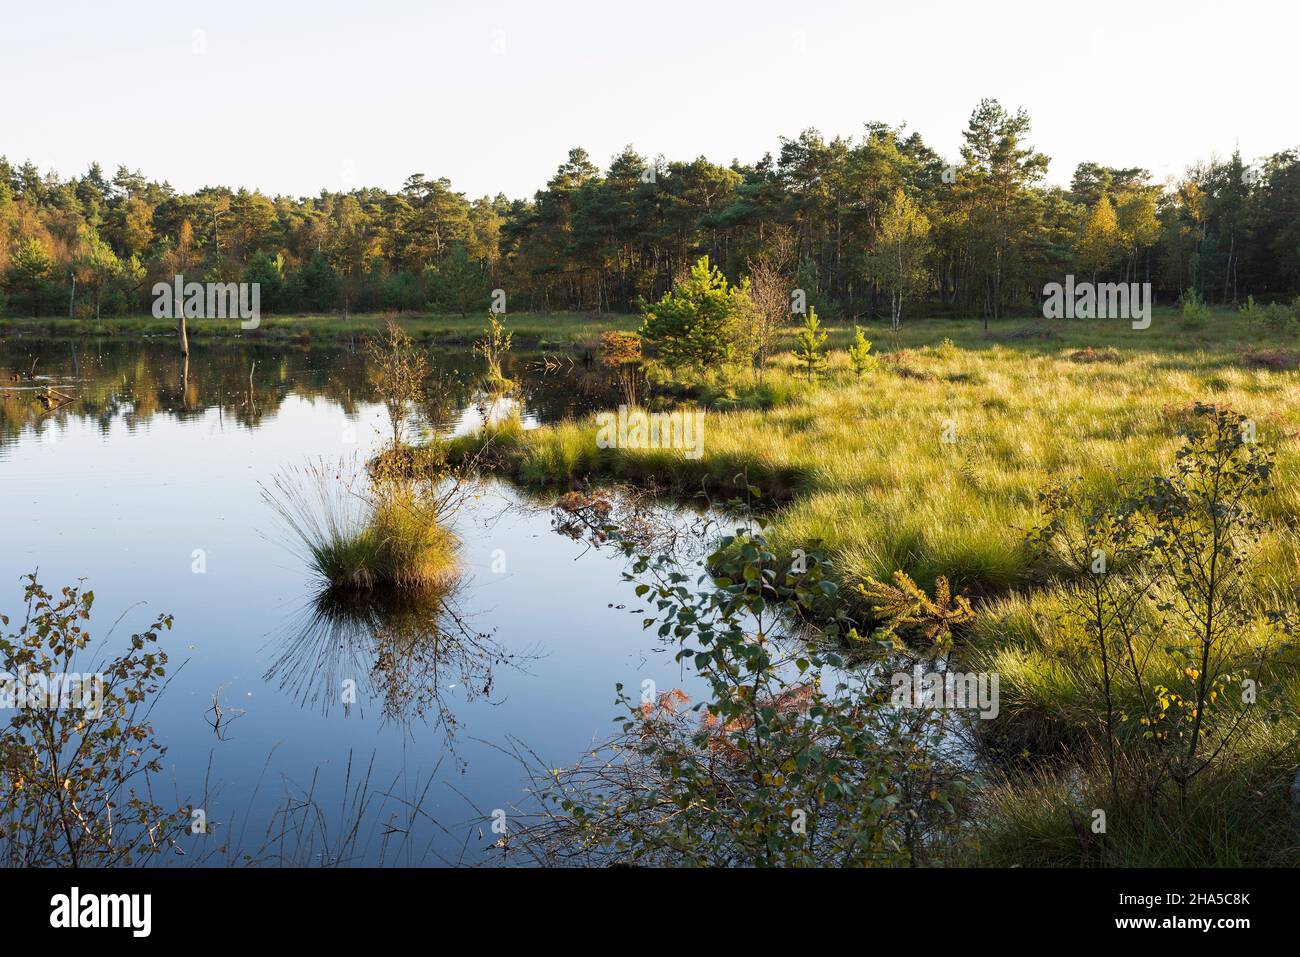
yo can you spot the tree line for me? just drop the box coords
[2,98,1298,322]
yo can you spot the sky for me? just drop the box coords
[2,0,1296,201]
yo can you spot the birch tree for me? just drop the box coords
[867,188,931,331]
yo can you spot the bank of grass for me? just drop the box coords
[443,309,1300,864]
[445,309,1300,606]
[0,310,637,348]
[444,412,811,502]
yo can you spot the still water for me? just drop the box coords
[0,337,709,865]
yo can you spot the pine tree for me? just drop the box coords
[639,256,750,370]
[4,237,53,317]
[792,307,828,381]
[847,326,877,378]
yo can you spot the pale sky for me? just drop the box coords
[2,0,1295,200]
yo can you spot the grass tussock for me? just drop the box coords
[966,588,1290,758]
[264,459,459,592]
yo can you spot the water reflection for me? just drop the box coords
[0,338,626,448]
[267,584,532,751]
[0,335,700,864]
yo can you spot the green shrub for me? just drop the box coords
[0,575,184,865]
[475,311,513,391]
[639,256,752,371]
[517,530,971,866]
[1179,288,1213,328]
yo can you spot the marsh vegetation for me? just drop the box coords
[5,102,1300,867]
[435,281,1300,867]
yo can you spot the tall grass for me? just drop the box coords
[437,312,1300,865]
[263,458,459,592]
[442,315,1300,610]
[969,723,1300,866]
[369,482,459,590]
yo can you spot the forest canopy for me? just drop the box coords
[2,98,1297,321]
